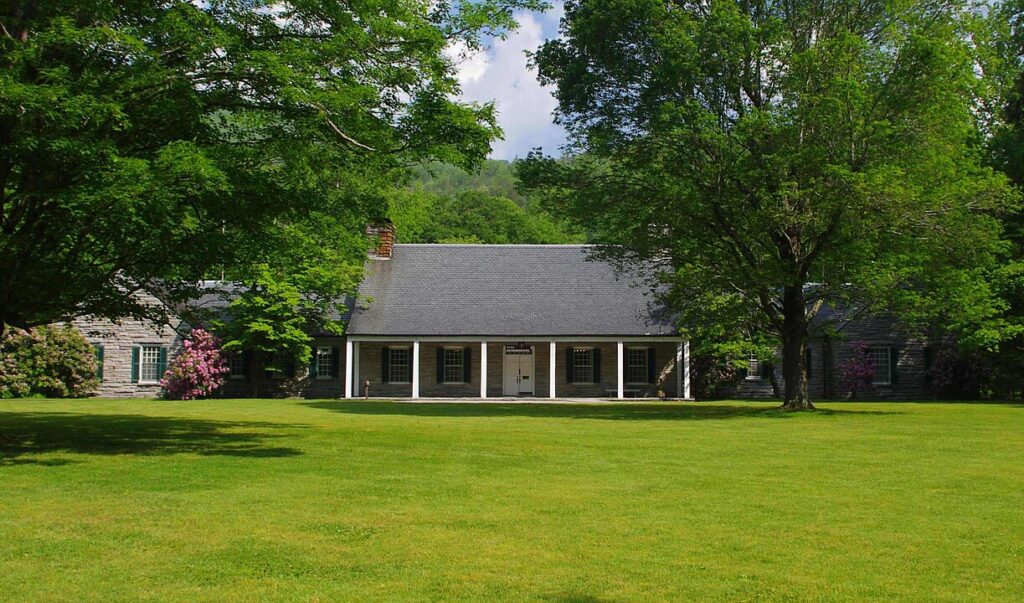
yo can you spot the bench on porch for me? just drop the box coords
[606,388,644,398]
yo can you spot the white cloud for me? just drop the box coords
[450,8,567,159]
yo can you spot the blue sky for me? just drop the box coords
[448,2,568,159]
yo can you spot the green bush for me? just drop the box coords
[0,325,99,398]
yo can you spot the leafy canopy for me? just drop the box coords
[0,0,543,332]
[520,0,1018,406]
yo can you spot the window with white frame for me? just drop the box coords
[443,347,464,383]
[140,345,163,383]
[228,353,245,379]
[316,347,333,380]
[746,353,761,379]
[388,347,411,383]
[270,350,290,379]
[868,347,891,385]
[626,348,648,384]
[571,348,594,384]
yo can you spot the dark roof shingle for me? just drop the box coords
[347,244,674,337]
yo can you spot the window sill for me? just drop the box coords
[386,381,411,385]
[441,381,467,385]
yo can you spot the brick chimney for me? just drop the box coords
[366,221,395,260]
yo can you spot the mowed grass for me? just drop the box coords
[1,399,1023,602]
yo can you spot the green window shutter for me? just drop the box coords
[592,348,601,383]
[381,348,389,382]
[890,347,900,384]
[94,345,104,381]
[647,347,656,384]
[738,361,748,379]
[285,355,296,379]
[406,348,413,382]
[565,348,573,384]
[330,346,340,378]
[923,347,934,384]
[463,347,472,383]
[436,347,445,383]
[308,347,318,378]
[157,347,168,379]
[806,348,812,380]
[130,346,140,383]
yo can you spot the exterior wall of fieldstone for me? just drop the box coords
[355,340,683,398]
[218,336,347,399]
[71,302,186,399]
[822,317,931,401]
[719,316,933,401]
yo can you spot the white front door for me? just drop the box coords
[502,345,535,396]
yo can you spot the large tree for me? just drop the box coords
[0,0,540,335]
[521,0,1017,408]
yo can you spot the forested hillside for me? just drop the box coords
[394,161,585,244]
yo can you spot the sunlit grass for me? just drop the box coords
[2,398,1022,601]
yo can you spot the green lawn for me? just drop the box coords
[1,399,1023,602]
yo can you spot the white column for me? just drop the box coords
[353,341,360,397]
[480,341,488,398]
[676,342,684,400]
[411,340,420,399]
[344,339,353,398]
[616,341,624,399]
[683,339,691,400]
[549,341,557,399]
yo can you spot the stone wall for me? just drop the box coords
[717,315,933,401]
[71,296,186,398]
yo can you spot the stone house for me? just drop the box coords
[72,229,937,400]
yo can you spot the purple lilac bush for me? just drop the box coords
[838,341,875,399]
[160,329,230,400]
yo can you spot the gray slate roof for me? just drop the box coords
[347,244,674,337]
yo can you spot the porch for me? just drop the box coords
[343,337,691,400]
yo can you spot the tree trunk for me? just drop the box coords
[780,284,814,410]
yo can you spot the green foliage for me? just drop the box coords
[0,325,98,398]
[522,0,1020,405]
[409,160,529,206]
[214,266,328,381]
[390,189,584,244]
[0,0,542,331]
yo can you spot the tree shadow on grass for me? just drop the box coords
[0,412,305,467]
[302,401,897,421]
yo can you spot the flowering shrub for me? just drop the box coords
[160,329,229,400]
[839,341,875,398]
[0,325,99,398]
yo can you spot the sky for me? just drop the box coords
[447,2,568,160]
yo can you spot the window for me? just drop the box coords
[228,353,246,379]
[443,347,464,383]
[571,348,594,384]
[388,347,411,383]
[140,345,163,383]
[746,353,761,380]
[93,344,104,381]
[868,347,891,385]
[627,348,648,384]
[316,347,333,380]
[269,351,291,379]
